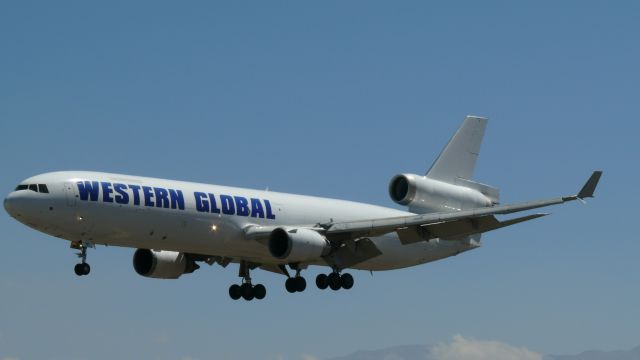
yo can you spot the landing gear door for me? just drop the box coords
[64,182,77,207]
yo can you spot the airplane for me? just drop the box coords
[3,116,602,301]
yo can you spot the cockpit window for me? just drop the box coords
[14,184,50,193]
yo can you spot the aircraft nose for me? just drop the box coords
[4,193,14,216]
[4,191,32,219]
[4,190,48,223]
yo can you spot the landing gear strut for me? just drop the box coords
[316,271,353,291]
[229,261,266,301]
[72,242,91,276]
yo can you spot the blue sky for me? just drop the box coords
[0,1,637,359]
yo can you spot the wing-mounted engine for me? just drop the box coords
[133,249,199,279]
[268,227,331,263]
[389,173,495,213]
[244,225,382,269]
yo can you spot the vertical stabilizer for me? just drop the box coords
[426,116,488,183]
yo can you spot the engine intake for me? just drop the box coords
[268,227,330,263]
[389,174,415,205]
[133,249,199,279]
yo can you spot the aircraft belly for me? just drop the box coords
[78,205,267,257]
[351,234,474,271]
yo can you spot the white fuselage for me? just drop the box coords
[4,171,476,271]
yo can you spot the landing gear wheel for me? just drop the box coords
[241,283,254,301]
[229,284,241,300]
[253,284,266,300]
[72,242,91,276]
[74,263,84,276]
[285,277,297,293]
[74,263,90,276]
[328,272,341,291]
[340,273,354,289]
[316,274,329,290]
[294,277,307,292]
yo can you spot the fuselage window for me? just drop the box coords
[38,184,49,193]
[28,184,38,192]
[15,184,28,191]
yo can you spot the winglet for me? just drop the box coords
[577,171,603,199]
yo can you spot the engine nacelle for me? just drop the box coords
[389,173,493,213]
[268,227,331,263]
[133,249,199,279]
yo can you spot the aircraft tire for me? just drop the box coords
[294,277,306,292]
[241,283,254,301]
[328,272,341,291]
[340,273,354,289]
[74,263,84,276]
[229,284,241,300]
[253,284,266,300]
[316,274,328,290]
[285,277,297,293]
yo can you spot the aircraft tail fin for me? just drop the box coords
[426,115,488,183]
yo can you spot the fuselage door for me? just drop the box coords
[64,182,77,207]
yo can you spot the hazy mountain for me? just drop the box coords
[328,344,430,360]
[547,345,640,360]
[326,344,640,360]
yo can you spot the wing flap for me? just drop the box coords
[259,264,288,275]
[396,213,547,245]
[324,237,383,270]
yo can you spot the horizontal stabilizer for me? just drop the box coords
[455,178,500,204]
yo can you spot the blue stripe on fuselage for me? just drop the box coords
[75,181,185,210]
[75,181,275,219]
[194,193,275,219]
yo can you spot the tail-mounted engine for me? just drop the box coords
[389,173,497,213]
[133,249,199,279]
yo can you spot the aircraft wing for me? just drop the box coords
[325,171,602,243]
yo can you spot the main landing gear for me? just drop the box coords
[72,242,91,276]
[229,282,266,301]
[282,265,354,293]
[285,270,307,293]
[229,261,266,301]
[316,271,354,291]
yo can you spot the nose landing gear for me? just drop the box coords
[71,241,91,276]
